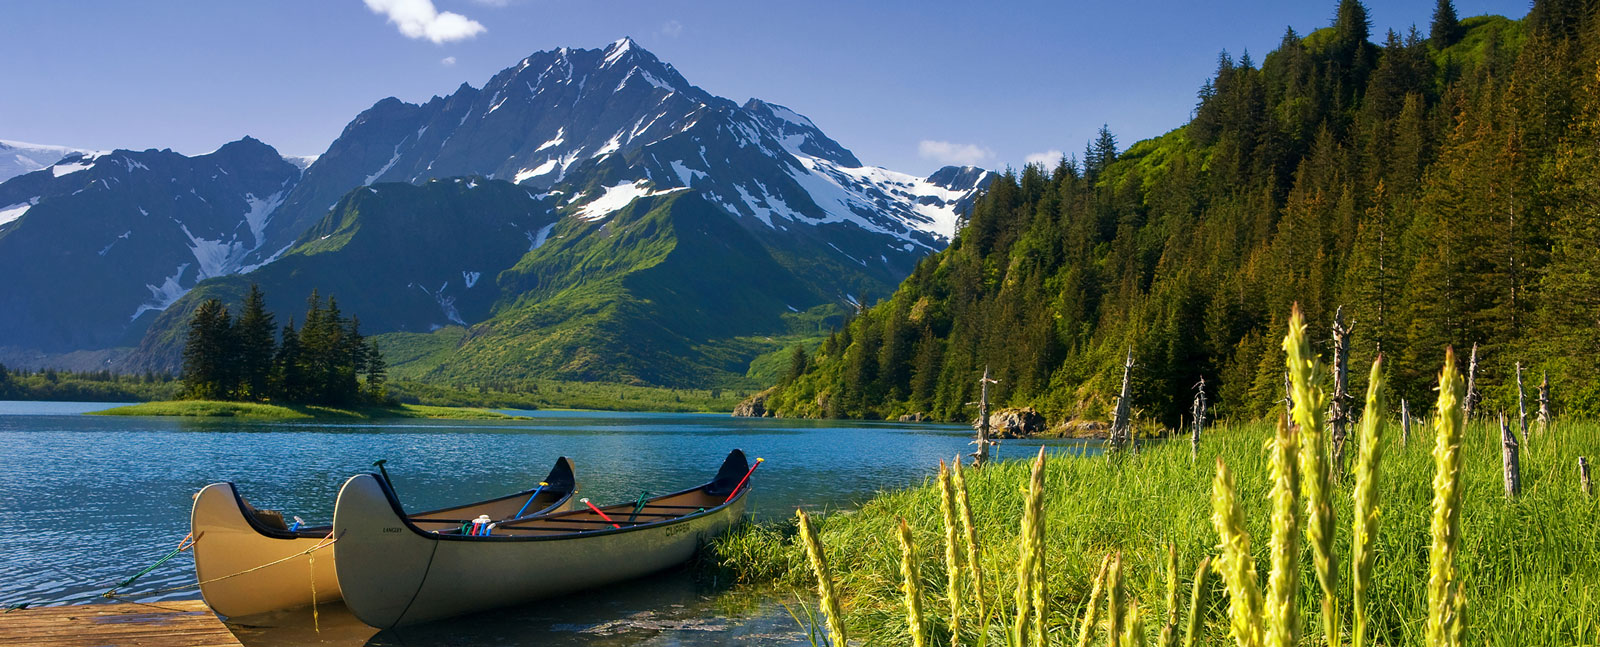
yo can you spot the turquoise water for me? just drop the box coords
[0,401,1096,645]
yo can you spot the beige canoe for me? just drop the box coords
[190,457,576,619]
[333,449,757,629]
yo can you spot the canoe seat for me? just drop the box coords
[250,508,289,531]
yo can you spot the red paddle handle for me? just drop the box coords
[723,457,765,504]
[581,498,621,528]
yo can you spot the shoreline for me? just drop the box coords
[88,400,528,421]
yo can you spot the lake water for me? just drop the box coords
[0,401,1097,646]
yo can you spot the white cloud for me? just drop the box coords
[441,56,457,66]
[660,20,683,38]
[918,140,993,166]
[363,0,486,44]
[1025,150,1064,167]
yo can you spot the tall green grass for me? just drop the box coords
[715,414,1600,645]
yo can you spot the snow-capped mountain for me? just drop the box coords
[258,38,990,270]
[0,139,102,184]
[0,138,301,350]
[3,38,991,383]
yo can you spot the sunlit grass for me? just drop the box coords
[713,416,1600,645]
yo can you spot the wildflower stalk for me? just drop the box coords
[952,456,987,623]
[1284,305,1337,647]
[1263,413,1301,647]
[1126,600,1146,647]
[898,518,928,647]
[1160,544,1179,647]
[796,509,848,647]
[938,461,963,647]
[1211,458,1263,647]
[1011,448,1047,647]
[1351,357,1385,647]
[1427,349,1467,647]
[1077,554,1112,647]
[1181,556,1213,647]
[1108,553,1127,647]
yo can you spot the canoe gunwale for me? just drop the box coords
[360,450,753,543]
[216,456,577,542]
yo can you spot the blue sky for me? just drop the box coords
[2,1,1524,176]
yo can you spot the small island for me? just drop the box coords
[90,400,523,420]
[90,286,528,421]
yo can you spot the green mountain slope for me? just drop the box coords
[123,178,558,372]
[127,179,858,388]
[404,191,844,386]
[767,1,1600,422]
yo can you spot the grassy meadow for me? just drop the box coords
[714,414,1599,645]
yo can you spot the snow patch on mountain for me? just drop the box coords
[574,181,683,220]
[0,139,104,183]
[99,231,133,256]
[527,222,557,250]
[0,198,39,226]
[535,128,565,152]
[365,139,407,185]
[515,159,558,183]
[52,160,94,177]
[416,282,466,326]
[131,264,191,321]
[242,190,286,247]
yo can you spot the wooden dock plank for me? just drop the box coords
[0,600,241,647]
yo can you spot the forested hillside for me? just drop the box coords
[767,0,1600,424]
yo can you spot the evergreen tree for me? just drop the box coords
[181,299,236,400]
[1084,124,1118,180]
[1430,0,1463,49]
[274,318,305,402]
[782,345,809,386]
[364,339,389,402]
[233,284,277,401]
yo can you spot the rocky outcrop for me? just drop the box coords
[732,387,777,417]
[897,412,930,422]
[980,407,1046,438]
[1050,419,1113,439]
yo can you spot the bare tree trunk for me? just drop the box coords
[971,366,999,466]
[1191,377,1207,462]
[1500,413,1521,497]
[1538,373,1551,435]
[1401,399,1411,449]
[1580,457,1592,497]
[1328,307,1353,480]
[1515,362,1530,449]
[1464,343,1481,421]
[1110,348,1134,455]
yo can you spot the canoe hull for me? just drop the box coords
[190,483,340,619]
[334,473,747,629]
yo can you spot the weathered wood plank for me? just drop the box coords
[0,601,240,647]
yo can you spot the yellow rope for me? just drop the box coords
[128,532,338,598]
[308,545,320,633]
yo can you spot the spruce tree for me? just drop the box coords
[364,339,388,403]
[274,318,305,402]
[1430,0,1463,49]
[782,345,809,386]
[181,299,235,400]
[233,284,277,401]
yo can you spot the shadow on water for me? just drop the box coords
[227,569,807,647]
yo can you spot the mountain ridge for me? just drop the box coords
[0,38,993,385]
